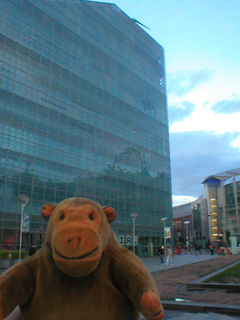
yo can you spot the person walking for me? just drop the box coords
[194,243,199,256]
[165,246,173,265]
[158,246,165,265]
[210,244,215,256]
[29,243,36,256]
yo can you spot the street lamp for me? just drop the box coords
[184,220,190,255]
[161,217,167,262]
[19,194,29,262]
[130,212,138,254]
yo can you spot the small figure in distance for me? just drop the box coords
[165,246,173,266]
[194,243,199,256]
[210,244,215,256]
[158,245,165,265]
[29,243,36,256]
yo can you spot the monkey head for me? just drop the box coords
[41,198,116,278]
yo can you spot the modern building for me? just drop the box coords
[172,202,192,247]
[191,197,208,247]
[202,168,240,245]
[0,1,172,256]
[173,168,240,249]
[173,198,209,249]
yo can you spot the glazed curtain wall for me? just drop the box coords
[0,0,172,255]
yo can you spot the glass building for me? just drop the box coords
[0,0,172,256]
[202,168,240,244]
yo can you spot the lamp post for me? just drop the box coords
[130,212,138,254]
[19,194,29,262]
[184,220,190,255]
[161,217,167,263]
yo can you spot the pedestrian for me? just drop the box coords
[158,246,165,265]
[194,243,199,256]
[166,246,173,265]
[29,243,36,256]
[210,244,214,255]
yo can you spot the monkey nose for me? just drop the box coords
[68,238,81,256]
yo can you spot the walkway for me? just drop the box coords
[140,250,219,273]
[140,251,240,320]
[2,251,239,320]
[141,309,240,320]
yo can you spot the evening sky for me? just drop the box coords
[91,0,240,205]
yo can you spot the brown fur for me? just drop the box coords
[0,198,163,320]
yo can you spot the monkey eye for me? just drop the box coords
[89,213,94,221]
[60,213,65,221]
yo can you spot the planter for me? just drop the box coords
[12,259,23,266]
[10,259,23,267]
[0,260,10,269]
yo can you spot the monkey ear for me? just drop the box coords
[42,203,57,220]
[102,206,116,224]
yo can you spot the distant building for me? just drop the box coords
[173,168,240,249]
[202,168,240,244]
[191,197,208,247]
[173,203,191,247]
[173,199,208,249]
[0,1,172,255]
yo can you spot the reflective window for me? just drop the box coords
[0,0,172,255]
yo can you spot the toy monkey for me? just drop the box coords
[0,198,163,320]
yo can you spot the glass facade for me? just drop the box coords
[203,180,222,243]
[0,0,172,256]
[225,181,240,235]
[203,175,240,243]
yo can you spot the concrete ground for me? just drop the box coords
[1,251,239,319]
[140,251,240,319]
[143,309,240,320]
[140,249,220,273]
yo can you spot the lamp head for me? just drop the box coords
[19,194,29,203]
[130,212,138,219]
[161,217,167,222]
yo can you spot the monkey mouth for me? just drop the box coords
[54,246,99,260]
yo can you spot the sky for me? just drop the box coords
[91,0,240,205]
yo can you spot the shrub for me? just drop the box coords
[11,250,28,260]
[21,250,28,259]
[10,251,19,260]
[0,250,9,260]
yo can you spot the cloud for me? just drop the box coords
[168,101,196,124]
[211,98,240,114]
[172,195,197,207]
[169,105,240,135]
[231,135,240,148]
[170,131,240,198]
[167,68,212,97]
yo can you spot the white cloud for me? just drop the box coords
[231,136,240,148]
[172,195,197,207]
[169,106,240,136]
[167,69,212,97]
[168,69,240,138]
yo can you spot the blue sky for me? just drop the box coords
[91,0,240,205]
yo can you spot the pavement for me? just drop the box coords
[139,251,240,320]
[147,309,240,319]
[1,251,239,319]
[140,249,220,273]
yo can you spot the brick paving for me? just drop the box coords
[152,254,240,306]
